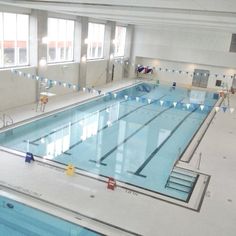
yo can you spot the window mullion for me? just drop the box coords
[2,13,5,67]
[0,13,3,67]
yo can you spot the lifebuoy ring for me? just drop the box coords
[40,95,48,104]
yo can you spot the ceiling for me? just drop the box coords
[1,0,236,32]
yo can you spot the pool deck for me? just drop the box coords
[0,79,236,236]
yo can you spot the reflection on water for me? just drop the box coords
[189,90,206,104]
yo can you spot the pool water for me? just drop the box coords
[0,195,101,236]
[0,83,217,201]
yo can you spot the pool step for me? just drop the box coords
[169,176,193,187]
[165,167,199,198]
[166,181,191,193]
[171,171,196,182]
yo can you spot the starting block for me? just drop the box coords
[107,177,116,190]
[25,152,35,163]
[66,164,75,176]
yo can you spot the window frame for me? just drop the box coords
[0,12,29,69]
[47,17,75,64]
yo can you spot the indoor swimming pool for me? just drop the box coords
[0,195,101,235]
[0,83,217,201]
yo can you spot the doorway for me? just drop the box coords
[192,69,210,88]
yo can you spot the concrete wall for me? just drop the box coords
[0,67,36,111]
[131,26,236,89]
[86,60,108,87]
[132,26,236,68]
[135,57,236,89]
[39,62,79,96]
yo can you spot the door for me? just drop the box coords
[192,69,210,88]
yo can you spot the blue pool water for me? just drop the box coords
[0,195,101,235]
[0,83,217,201]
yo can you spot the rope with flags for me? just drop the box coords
[136,65,235,80]
[11,69,102,95]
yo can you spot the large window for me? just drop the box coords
[87,22,105,60]
[0,12,29,68]
[47,18,74,63]
[114,26,126,57]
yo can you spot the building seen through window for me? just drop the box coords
[114,26,126,57]
[87,22,105,60]
[47,18,74,63]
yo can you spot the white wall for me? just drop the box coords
[39,62,79,96]
[113,60,124,81]
[86,60,108,87]
[0,67,36,111]
[131,26,236,89]
[132,26,236,68]
[135,57,236,89]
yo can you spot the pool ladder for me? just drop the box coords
[165,166,199,201]
[0,113,14,128]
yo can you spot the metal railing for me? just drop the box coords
[0,113,14,128]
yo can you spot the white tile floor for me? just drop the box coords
[0,79,236,236]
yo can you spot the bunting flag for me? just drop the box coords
[11,69,81,91]
[135,65,235,80]
[222,107,227,112]
[11,69,235,113]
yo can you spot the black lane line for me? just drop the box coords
[23,140,39,146]
[28,90,152,145]
[89,98,184,165]
[65,94,167,153]
[29,99,128,144]
[130,106,199,177]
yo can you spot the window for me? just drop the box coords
[0,12,29,68]
[47,18,74,63]
[87,23,105,60]
[114,26,126,57]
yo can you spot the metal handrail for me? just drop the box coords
[0,113,14,128]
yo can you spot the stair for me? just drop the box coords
[165,167,199,200]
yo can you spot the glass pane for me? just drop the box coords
[19,48,27,64]
[3,13,16,66]
[65,20,74,61]
[48,43,56,62]
[48,18,74,62]
[114,26,126,57]
[48,18,58,62]
[58,19,66,61]
[17,14,28,65]
[87,23,105,59]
